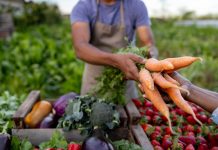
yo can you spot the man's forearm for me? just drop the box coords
[74,42,117,67]
[171,72,218,113]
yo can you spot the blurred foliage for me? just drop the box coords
[1,17,218,97]
[14,2,62,27]
[0,20,83,98]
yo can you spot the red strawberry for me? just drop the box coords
[150,131,162,140]
[197,143,209,150]
[154,145,164,150]
[185,132,195,137]
[191,106,198,114]
[163,134,171,140]
[198,114,208,123]
[161,138,172,150]
[185,144,195,150]
[195,126,202,134]
[153,115,162,124]
[144,100,153,107]
[176,108,187,117]
[211,147,218,150]
[184,125,195,132]
[208,133,218,147]
[207,118,213,124]
[161,115,168,122]
[155,126,162,133]
[179,135,196,145]
[144,115,152,123]
[165,127,172,135]
[151,139,161,146]
[196,136,207,145]
[132,98,142,107]
[187,115,197,125]
[145,108,154,116]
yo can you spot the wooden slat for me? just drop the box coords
[12,129,85,146]
[131,125,153,150]
[116,105,128,127]
[13,90,40,128]
[12,128,131,146]
[125,100,141,125]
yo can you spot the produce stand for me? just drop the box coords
[12,90,134,146]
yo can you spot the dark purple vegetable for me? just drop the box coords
[53,92,78,117]
[81,129,114,150]
[0,133,10,150]
[38,113,58,128]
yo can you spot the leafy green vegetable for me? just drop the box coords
[57,95,120,135]
[10,136,33,150]
[92,46,148,104]
[0,91,25,134]
[39,130,68,150]
[113,139,143,150]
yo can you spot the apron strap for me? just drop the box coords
[95,0,125,27]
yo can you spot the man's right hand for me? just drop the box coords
[112,53,146,81]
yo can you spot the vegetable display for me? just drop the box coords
[53,92,78,117]
[57,95,120,135]
[24,100,52,128]
[133,98,218,149]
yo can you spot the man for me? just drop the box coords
[71,0,158,100]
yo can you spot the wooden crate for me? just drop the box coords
[125,99,142,125]
[12,90,130,146]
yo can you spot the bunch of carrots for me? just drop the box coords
[138,56,203,134]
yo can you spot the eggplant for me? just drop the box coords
[38,113,58,128]
[53,92,78,117]
[0,133,10,150]
[81,129,114,150]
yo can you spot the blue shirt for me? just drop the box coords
[70,0,150,42]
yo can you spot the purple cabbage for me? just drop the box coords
[53,92,78,117]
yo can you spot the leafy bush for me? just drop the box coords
[0,21,83,97]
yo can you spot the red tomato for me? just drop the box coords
[67,143,81,150]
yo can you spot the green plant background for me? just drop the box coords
[1,18,218,98]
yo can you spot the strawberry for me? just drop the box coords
[151,139,161,146]
[155,126,162,133]
[198,114,208,123]
[187,115,196,125]
[208,133,218,147]
[154,145,164,150]
[161,138,172,150]
[152,115,162,124]
[145,108,154,116]
[185,144,195,150]
[185,132,195,137]
[207,118,213,124]
[196,136,207,145]
[150,131,162,141]
[163,134,171,140]
[179,135,196,145]
[176,108,187,117]
[197,143,209,150]
[161,115,168,122]
[144,115,152,123]
[132,98,142,107]
[184,125,195,132]
[144,100,153,107]
[211,147,218,150]
[165,127,173,135]
[191,106,198,114]
[195,126,202,134]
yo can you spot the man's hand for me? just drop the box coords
[113,53,146,81]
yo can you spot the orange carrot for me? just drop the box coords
[139,68,154,90]
[165,88,202,126]
[164,56,202,72]
[152,72,189,95]
[163,73,180,86]
[141,83,174,134]
[145,58,174,72]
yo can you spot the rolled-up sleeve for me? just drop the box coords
[70,1,90,24]
[134,0,151,27]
